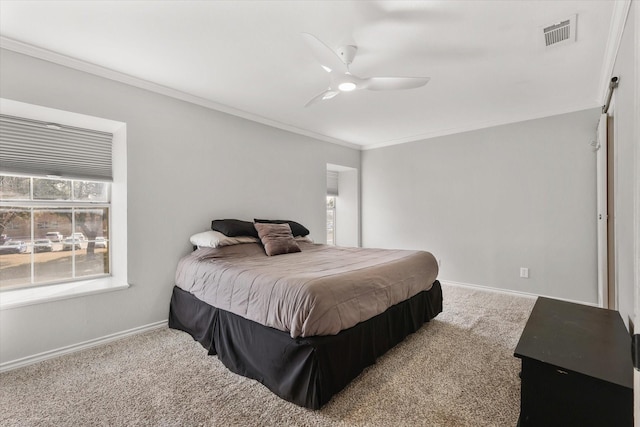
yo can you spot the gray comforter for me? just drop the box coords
[175,242,439,338]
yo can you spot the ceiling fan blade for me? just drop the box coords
[301,33,348,73]
[364,76,430,91]
[304,89,339,107]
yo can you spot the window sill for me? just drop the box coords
[0,278,130,310]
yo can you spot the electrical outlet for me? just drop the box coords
[520,267,529,278]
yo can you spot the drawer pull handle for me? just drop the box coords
[556,369,568,375]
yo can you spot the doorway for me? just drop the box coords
[326,164,359,247]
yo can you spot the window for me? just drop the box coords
[327,196,336,245]
[326,169,339,245]
[0,175,110,290]
[0,103,127,308]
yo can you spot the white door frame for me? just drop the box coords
[633,1,639,421]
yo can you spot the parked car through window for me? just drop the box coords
[0,240,27,254]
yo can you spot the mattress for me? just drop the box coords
[174,242,439,338]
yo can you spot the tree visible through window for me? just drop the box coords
[0,174,110,290]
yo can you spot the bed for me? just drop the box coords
[168,222,442,409]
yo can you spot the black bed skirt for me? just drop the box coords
[168,280,442,409]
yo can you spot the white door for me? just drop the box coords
[631,4,639,422]
[596,113,608,308]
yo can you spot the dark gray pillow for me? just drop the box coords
[211,219,259,238]
[253,219,310,237]
[254,223,301,256]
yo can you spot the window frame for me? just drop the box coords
[0,105,128,310]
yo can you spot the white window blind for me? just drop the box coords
[327,170,339,196]
[0,114,113,181]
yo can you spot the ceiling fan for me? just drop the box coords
[302,33,430,107]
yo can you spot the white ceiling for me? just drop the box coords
[0,1,622,149]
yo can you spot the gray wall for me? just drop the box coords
[610,4,637,328]
[362,108,601,303]
[0,49,359,364]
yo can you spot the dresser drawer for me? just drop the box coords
[519,358,632,427]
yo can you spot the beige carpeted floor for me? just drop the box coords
[0,284,535,426]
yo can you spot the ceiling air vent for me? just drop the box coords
[542,15,576,47]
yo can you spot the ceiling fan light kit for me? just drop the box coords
[338,82,357,92]
[301,33,430,107]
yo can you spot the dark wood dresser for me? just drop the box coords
[514,297,633,427]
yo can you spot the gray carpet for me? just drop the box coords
[0,284,535,426]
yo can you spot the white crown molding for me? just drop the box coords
[597,0,632,105]
[362,102,601,150]
[0,26,620,152]
[0,36,361,151]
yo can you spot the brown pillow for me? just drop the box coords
[253,219,310,237]
[254,223,301,256]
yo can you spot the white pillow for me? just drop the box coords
[190,230,259,248]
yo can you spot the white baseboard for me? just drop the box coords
[0,320,167,373]
[440,279,598,307]
[0,282,598,373]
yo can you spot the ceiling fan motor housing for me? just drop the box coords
[336,45,357,65]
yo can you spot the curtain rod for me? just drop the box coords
[602,76,619,114]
